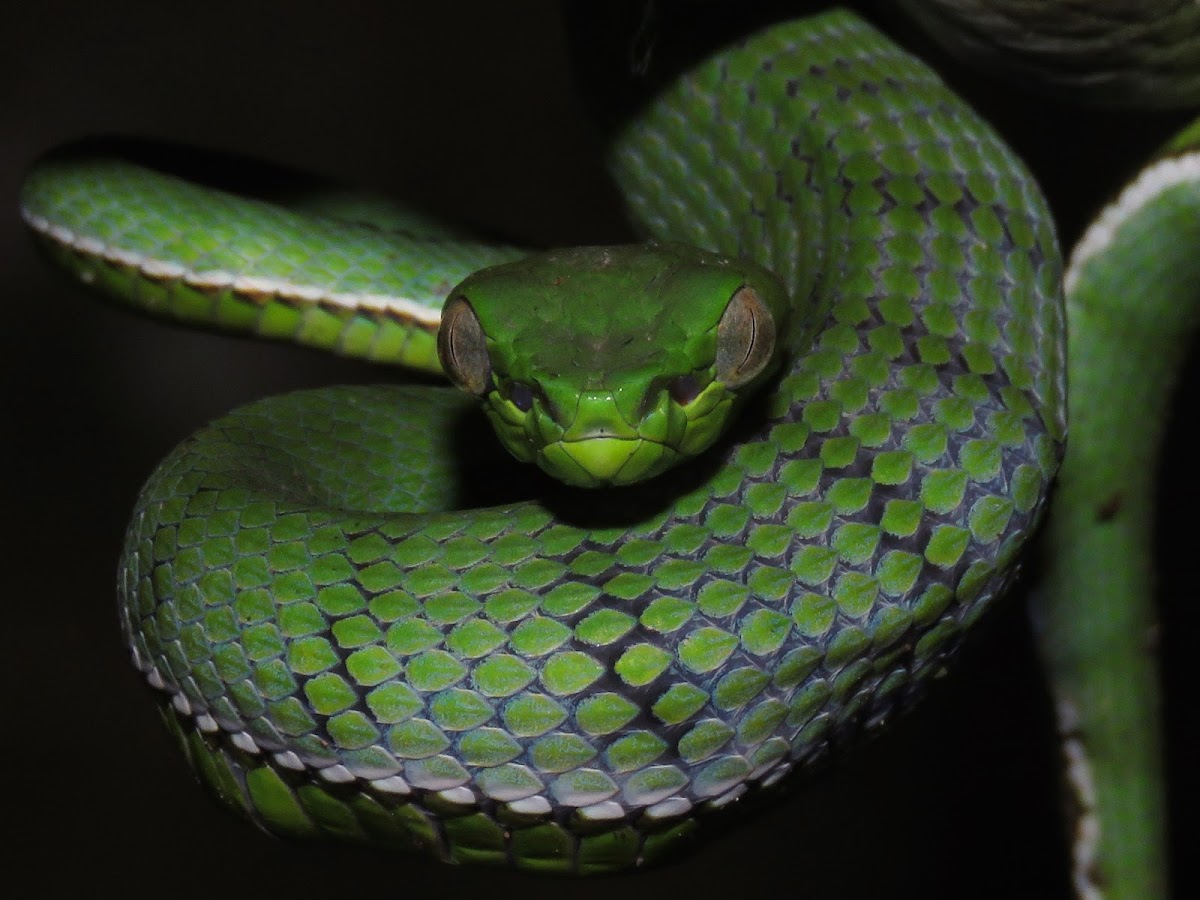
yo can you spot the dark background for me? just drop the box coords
[3,2,1193,897]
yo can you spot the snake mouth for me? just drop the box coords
[538,436,677,487]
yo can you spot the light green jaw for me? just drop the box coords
[547,438,653,487]
[438,243,789,487]
[520,378,734,487]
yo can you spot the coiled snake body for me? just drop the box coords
[19,3,1199,885]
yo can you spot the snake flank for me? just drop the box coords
[1065,150,1200,295]
[23,205,445,327]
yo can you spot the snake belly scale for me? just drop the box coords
[21,11,1064,872]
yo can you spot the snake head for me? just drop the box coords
[437,243,789,488]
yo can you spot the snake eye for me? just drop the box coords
[506,381,535,412]
[667,374,702,406]
[715,285,776,388]
[438,296,493,396]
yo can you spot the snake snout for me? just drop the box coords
[559,391,640,443]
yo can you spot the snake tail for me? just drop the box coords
[1036,119,1200,899]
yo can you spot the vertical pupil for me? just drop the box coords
[508,382,534,411]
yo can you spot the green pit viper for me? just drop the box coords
[19,2,1200,893]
